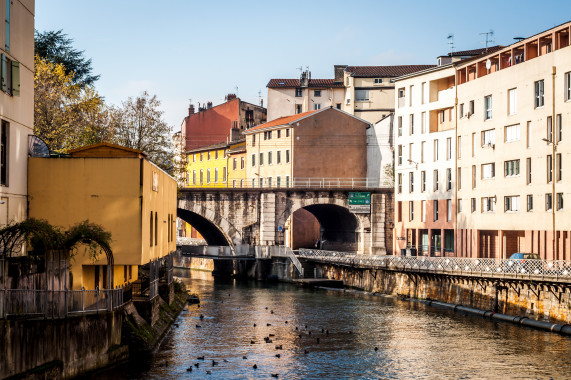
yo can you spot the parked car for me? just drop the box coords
[504,253,542,274]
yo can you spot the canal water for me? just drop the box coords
[101,270,571,379]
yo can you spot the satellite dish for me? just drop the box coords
[28,135,50,157]
[485,59,492,70]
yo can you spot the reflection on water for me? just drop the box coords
[100,270,571,379]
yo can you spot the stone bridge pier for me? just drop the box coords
[177,188,394,255]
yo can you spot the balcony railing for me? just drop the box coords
[185,178,392,190]
[298,249,571,281]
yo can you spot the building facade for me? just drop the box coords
[180,95,266,151]
[456,21,571,260]
[28,143,177,289]
[394,65,457,256]
[0,0,34,228]
[186,142,229,188]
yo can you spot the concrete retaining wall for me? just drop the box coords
[315,263,571,324]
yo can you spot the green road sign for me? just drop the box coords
[349,192,371,205]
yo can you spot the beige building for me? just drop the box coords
[0,0,34,228]
[394,64,457,256]
[456,21,571,260]
[28,143,177,289]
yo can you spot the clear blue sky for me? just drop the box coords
[36,1,571,132]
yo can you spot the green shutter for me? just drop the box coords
[11,60,19,96]
[0,54,6,93]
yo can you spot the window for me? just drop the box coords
[259,152,264,166]
[286,176,290,187]
[505,124,520,142]
[207,151,211,160]
[446,137,452,160]
[421,112,426,133]
[557,114,562,142]
[481,129,495,146]
[295,88,302,97]
[149,212,153,247]
[482,163,495,179]
[286,149,290,163]
[409,114,414,134]
[421,171,426,192]
[259,178,264,187]
[336,103,341,109]
[457,136,461,159]
[547,116,553,142]
[268,151,273,165]
[469,100,474,115]
[295,104,302,114]
[252,135,256,146]
[504,160,520,177]
[200,169,204,184]
[433,140,439,161]
[214,168,218,183]
[409,85,414,106]
[314,89,321,97]
[433,200,439,221]
[472,165,476,189]
[484,95,492,120]
[251,153,256,166]
[409,172,414,193]
[277,130,281,138]
[535,80,544,108]
[566,72,571,101]
[409,201,414,221]
[459,103,464,118]
[421,141,425,163]
[233,180,237,188]
[241,157,245,169]
[277,176,281,188]
[447,199,452,221]
[547,155,553,182]
[526,121,531,148]
[446,168,452,191]
[482,196,495,213]
[397,145,402,165]
[233,158,237,170]
[268,177,272,188]
[0,54,19,96]
[557,193,564,210]
[215,150,219,159]
[471,132,475,157]
[504,196,520,212]
[192,170,196,184]
[508,88,517,115]
[457,199,463,213]
[223,167,227,182]
[408,143,413,161]
[154,212,158,246]
[397,201,402,222]
[457,168,461,190]
[421,82,426,104]
[526,157,531,184]
[0,120,8,186]
[374,78,383,84]
[207,169,211,183]
[277,150,281,164]
[355,89,369,101]
[286,129,290,137]
[200,153,203,161]
[471,198,476,213]
[397,173,402,193]
[398,116,402,136]
[439,110,446,124]
[314,103,321,110]
[546,193,553,211]
[527,195,533,211]
[433,169,439,191]
[557,153,562,181]
[421,200,426,222]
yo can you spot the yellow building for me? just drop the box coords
[186,142,229,188]
[28,143,177,290]
[227,139,247,188]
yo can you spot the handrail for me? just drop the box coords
[272,246,304,277]
[183,177,393,190]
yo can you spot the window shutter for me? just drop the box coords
[11,60,19,96]
[0,54,6,93]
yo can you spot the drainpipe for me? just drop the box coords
[454,69,458,257]
[552,66,556,259]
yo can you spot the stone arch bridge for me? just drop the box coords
[177,188,393,255]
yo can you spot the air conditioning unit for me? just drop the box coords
[346,98,351,104]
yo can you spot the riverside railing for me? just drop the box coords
[0,288,124,319]
[298,249,571,281]
[184,177,392,190]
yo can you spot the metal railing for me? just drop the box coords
[270,246,304,277]
[184,177,392,190]
[298,249,571,281]
[0,288,124,319]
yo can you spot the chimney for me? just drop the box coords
[188,104,195,116]
[207,101,213,109]
[225,93,237,101]
[260,98,263,107]
[300,71,309,87]
[334,65,347,83]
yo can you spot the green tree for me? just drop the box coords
[34,56,111,153]
[109,91,174,173]
[35,29,100,87]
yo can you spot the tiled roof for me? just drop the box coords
[187,141,229,154]
[449,46,504,57]
[267,79,344,88]
[344,65,435,77]
[245,110,318,132]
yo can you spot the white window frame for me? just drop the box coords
[505,124,520,143]
[484,95,492,120]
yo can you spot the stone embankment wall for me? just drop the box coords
[315,263,571,324]
[0,312,127,379]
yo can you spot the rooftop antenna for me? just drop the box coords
[297,66,303,74]
[447,33,455,54]
[513,37,525,42]
[188,98,192,106]
[479,30,495,52]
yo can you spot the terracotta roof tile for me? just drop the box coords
[245,110,318,132]
[344,65,435,77]
[267,79,344,88]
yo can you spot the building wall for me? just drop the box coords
[28,157,176,289]
[186,147,229,188]
[394,66,457,256]
[267,87,344,121]
[0,0,34,228]
[228,150,247,188]
[343,74,396,123]
[246,126,293,187]
[456,26,571,260]
[367,114,394,186]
